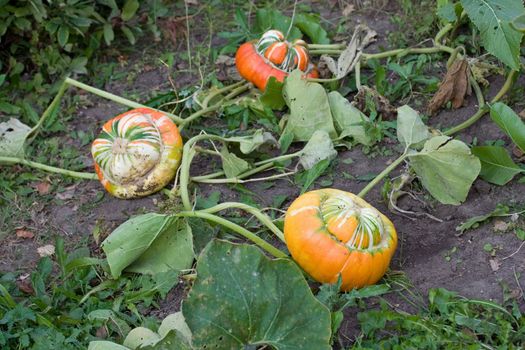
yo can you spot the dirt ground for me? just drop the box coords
[1,1,524,346]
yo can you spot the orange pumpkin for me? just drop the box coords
[235,29,319,91]
[284,189,397,291]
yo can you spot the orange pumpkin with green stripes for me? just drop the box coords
[91,108,183,199]
[284,189,397,291]
[235,29,319,90]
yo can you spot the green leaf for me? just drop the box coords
[294,13,330,44]
[103,23,115,45]
[409,136,481,205]
[88,342,129,350]
[157,312,192,341]
[490,102,525,152]
[121,26,136,45]
[260,77,286,110]
[516,228,525,240]
[0,118,31,158]
[121,0,139,21]
[282,70,337,141]
[437,3,458,22]
[233,130,278,154]
[396,105,430,149]
[183,240,332,350]
[328,91,372,145]
[102,214,194,278]
[123,327,160,349]
[220,146,251,178]
[461,0,524,69]
[471,145,523,185]
[296,158,332,193]
[254,9,302,40]
[140,331,192,350]
[57,25,69,47]
[299,130,338,170]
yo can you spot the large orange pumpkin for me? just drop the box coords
[235,29,319,91]
[284,189,397,291]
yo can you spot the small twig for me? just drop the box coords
[501,241,525,261]
[285,0,298,39]
[184,0,192,71]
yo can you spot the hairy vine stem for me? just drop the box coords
[0,156,98,180]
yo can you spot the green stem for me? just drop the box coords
[178,134,227,210]
[224,82,251,100]
[175,211,287,258]
[444,70,517,136]
[306,77,342,83]
[200,202,285,242]
[434,22,454,43]
[355,60,362,90]
[193,170,293,184]
[308,43,346,50]
[64,78,184,124]
[357,154,408,199]
[201,81,244,108]
[191,162,274,183]
[309,49,344,55]
[180,104,222,127]
[362,46,448,61]
[28,79,69,143]
[0,156,98,180]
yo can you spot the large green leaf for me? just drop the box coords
[102,214,194,278]
[254,9,301,40]
[0,118,31,157]
[328,91,371,145]
[396,105,430,150]
[490,102,525,152]
[409,136,481,205]
[88,342,129,350]
[461,0,524,69]
[183,240,332,350]
[472,145,523,185]
[282,70,337,141]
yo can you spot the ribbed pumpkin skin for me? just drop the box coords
[235,30,319,91]
[91,108,183,199]
[284,189,397,291]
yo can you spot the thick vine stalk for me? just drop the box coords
[0,157,97,180]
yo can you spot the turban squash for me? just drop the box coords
[91,108,183,199]
[235,29,319,90]
[284,189,397,291]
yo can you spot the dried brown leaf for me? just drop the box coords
[493,220,510,232]
[16,277,34,295]
[35,181,51,195]
[37,244,55,257]
[16,229,34,239]
[342,4,355,16]
[427,59,469,116]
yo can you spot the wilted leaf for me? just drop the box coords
[409,136,481,205]
[102,214,194,278]
[328,91,372,145]
[320,25,376,79]
[427,59,469,115]
[471,146,523,185]
[490,102,525,152]
[183,240,332,350]
[470,60,505,87]
[353,86,397,120]
[0,118,31,157]
[461,0,524,70]
[493,220,510,232]
[220,146,251,178]
[299,130,338,170]
[456,204,510,234]
[397,105,430,149]
[282,70,337,141]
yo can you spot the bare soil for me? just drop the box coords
[1,1,524,347]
